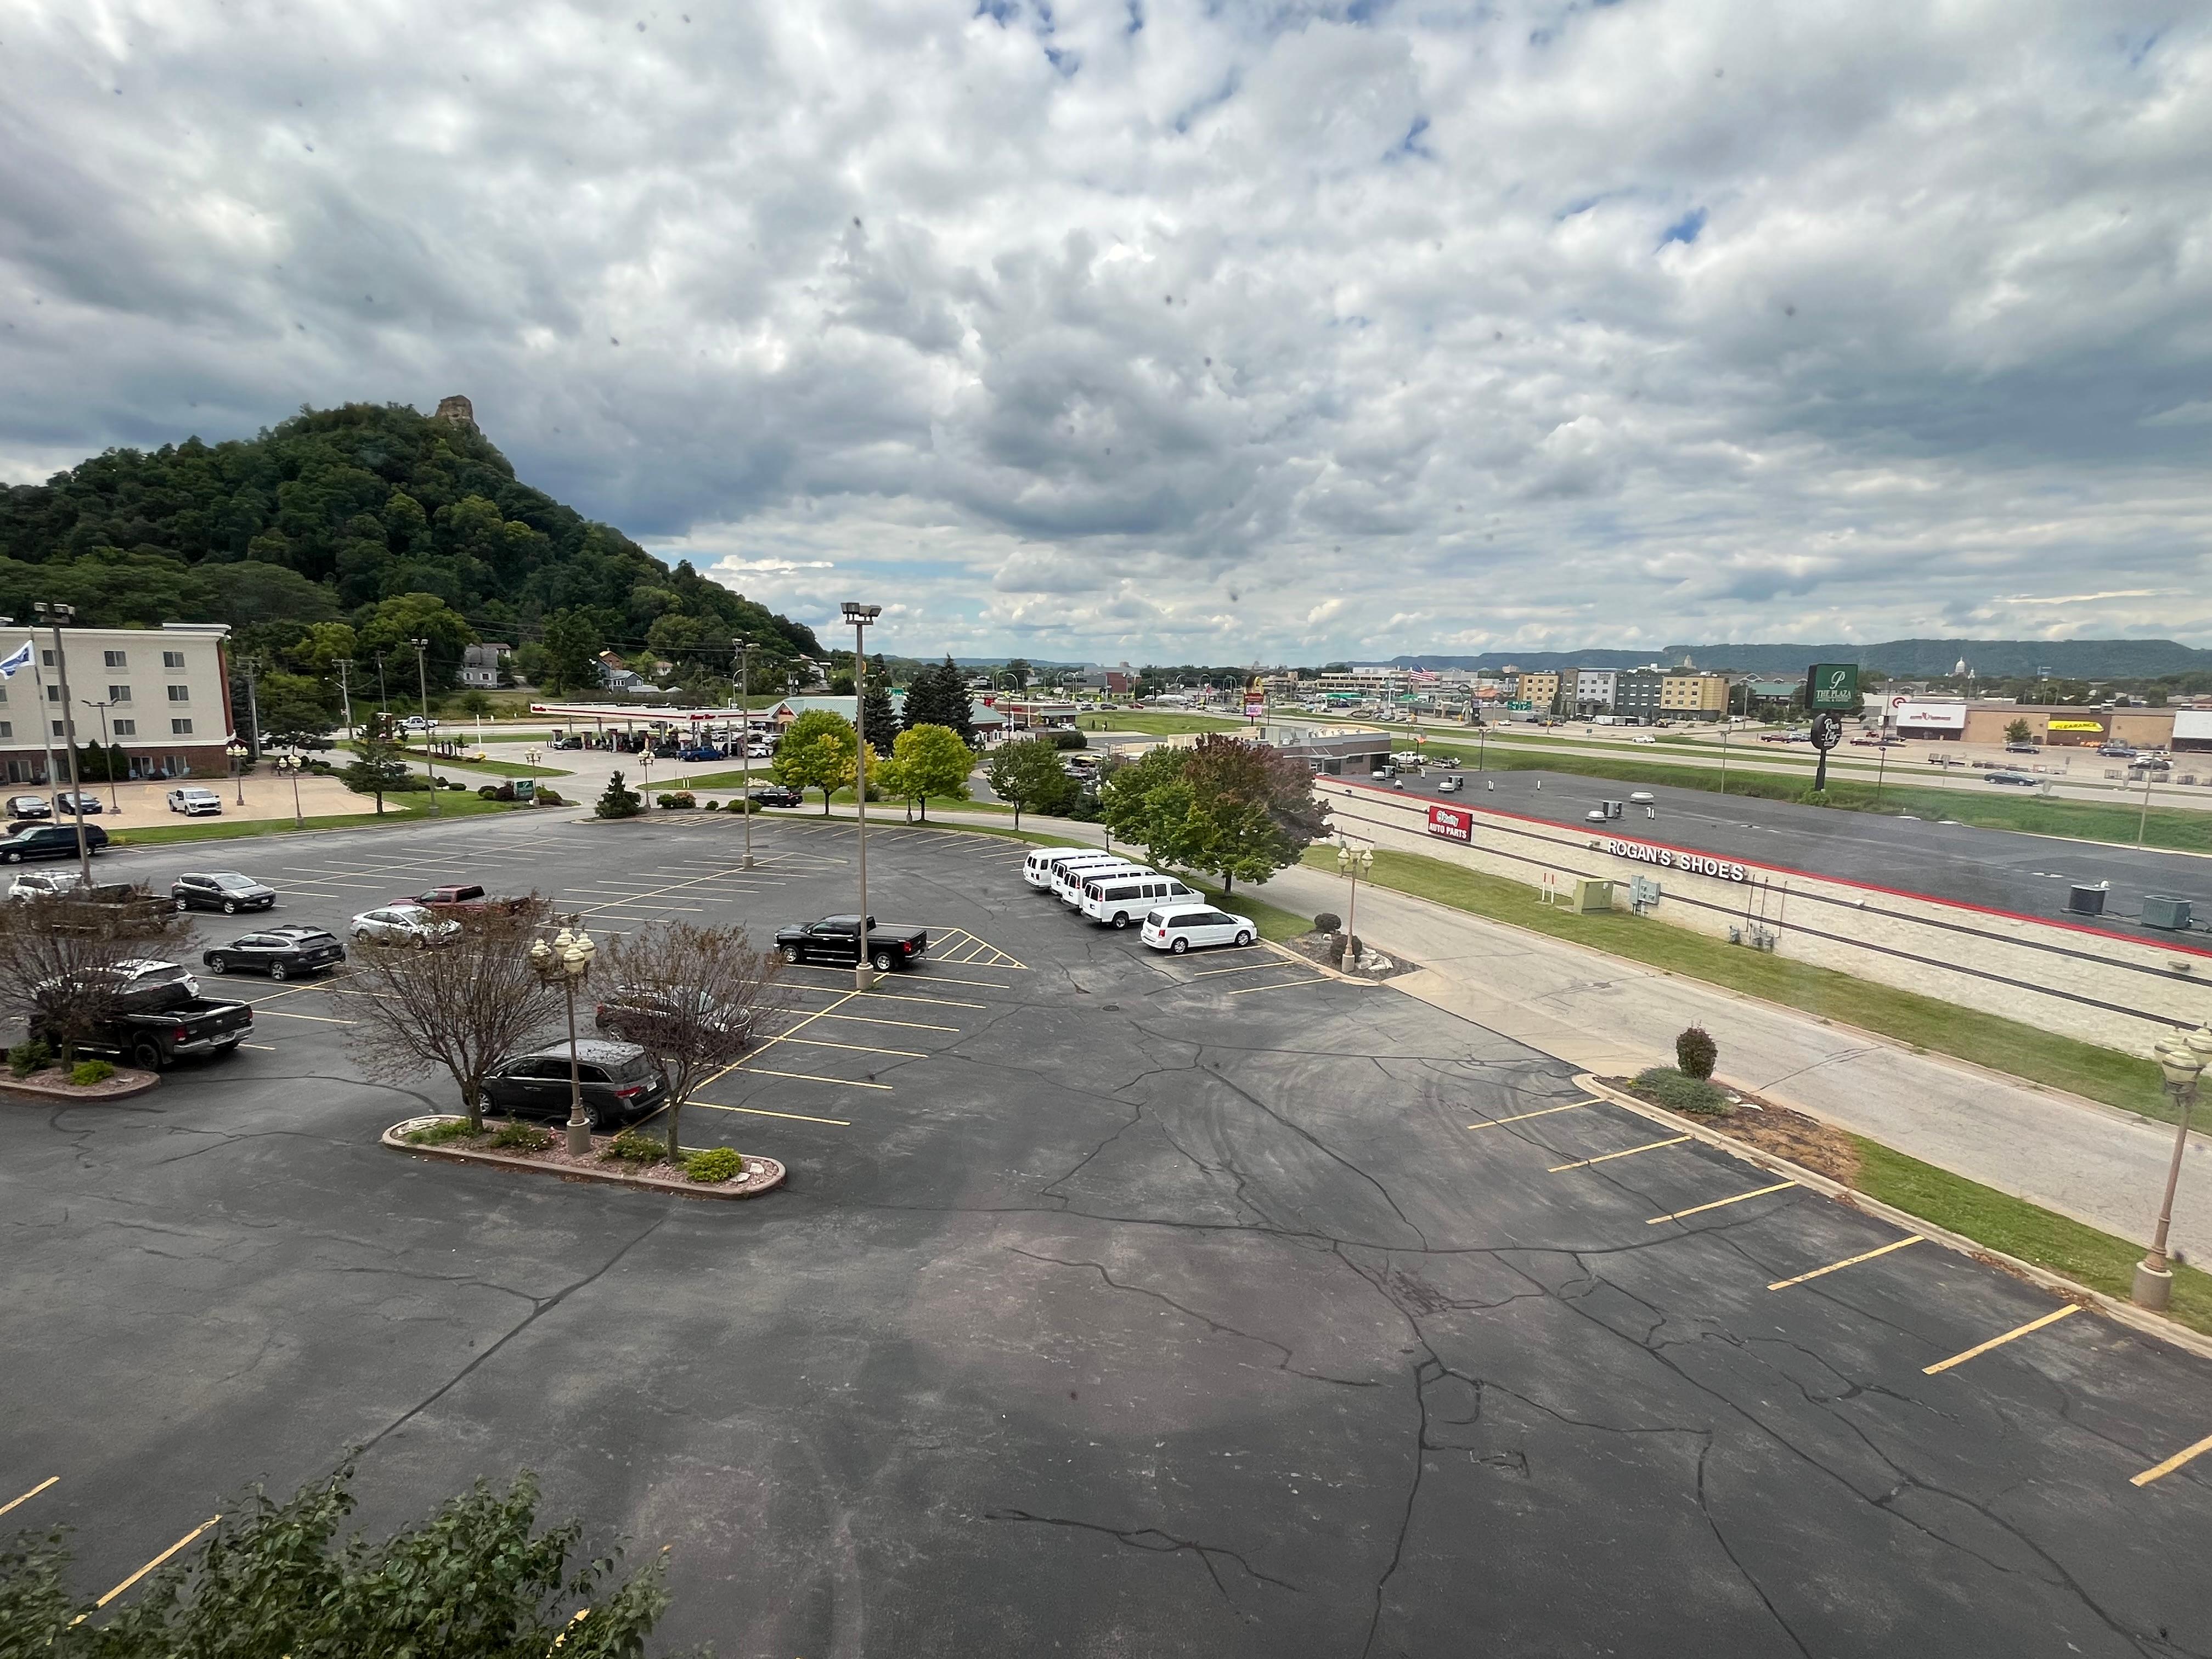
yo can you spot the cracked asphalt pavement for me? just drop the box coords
[3,811,2210,1656]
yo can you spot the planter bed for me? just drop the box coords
[0,1064,159,1104]
[382,1115,786,1200]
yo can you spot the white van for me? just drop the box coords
[1022,847,1114,890]
[1079,870,1199,928]
[1054,857,1147,906]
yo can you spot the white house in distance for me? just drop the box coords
[0,620,235,783]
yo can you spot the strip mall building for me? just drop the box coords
[1883,696,2190,749]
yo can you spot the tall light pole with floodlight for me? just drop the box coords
[735,636,756,868]
[2135,1023,2212,1311]
[82,697,120,814]
[410,637,438,815]
[529,917,598,1155]
[845,602,882,990]
[34,602,92,885]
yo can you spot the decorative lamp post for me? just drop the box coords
[1337,843,1374,961]
[734,635,755,868]
[2135,1024,2212,1311]
[275,752,305,830]
[226,740,250,806]
[529,919,598,1155]
[844,602,882,990]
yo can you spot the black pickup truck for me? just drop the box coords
[774,915,928,972]
[33,977,254,1069]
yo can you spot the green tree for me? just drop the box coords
[252,670,336,744]
[355,592,475,692]
[983,737,1077,828]
[772,709,859,813]
[2005,718,2034,744]
[539,610,602,695]
[1100,744,1194,856]
[860,676,898,755]
[1006,657,1032,690]
[883,723,973,822]
[1101,735,1325,891]
[595,769,642,819]
[340,714,409,813]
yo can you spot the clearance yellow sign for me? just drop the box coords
[2049,720,2103,732]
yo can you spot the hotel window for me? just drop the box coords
[171,718,194,736]
[163,651,185,669]
[104,650,127,669]
[0,722,10,740]
[167,685,190,702]
[46,685,60,702]
[52,720,66,738]
[108,685,131,702]
[40,650,53,667]
[112,719,135,737]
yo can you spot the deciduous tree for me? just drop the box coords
[982,737,1077,827]
[883,723,973,822]
[773,708,859,813]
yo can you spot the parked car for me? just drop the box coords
[97,958,204,1001]
[1141,904,1256,953]
[594,984,753,1047]
[2005,742,2038,754]
[4,794,51,820]
[8,870,82,901]
[54,791,103,815]
[32,972,251,1070]
[2131,757,2172,774]
[774,915,928,972]
[393,883,530,913]
[551,735,585,749]
[677,745,726,763]
[0,823,108,862]
[749,785,804,809]
[1985,770,2038,787]
[399,715,438,732]
[171,872,278,914]
[351,904,461,946]
[167,787,223,816]
[2099,742,2137,758]
[478,1039,668,1128]
[202,925,347,981]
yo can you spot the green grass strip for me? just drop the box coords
[1076,712,1247,736]
[1850,1136,2212,1339]
[1305,843,2174,1125]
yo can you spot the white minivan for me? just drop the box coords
[1023,847,1117,891]
[1054,857,1147,906]
[1142,903,1256,953]
[1079,870,1199,928]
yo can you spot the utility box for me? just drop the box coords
[2067,883,2107,916]
[1566,878,1614,914]
[1628,875,1663,914]
[1600,800,1625,820]
[2142,896,2194,932]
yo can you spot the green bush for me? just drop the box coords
[477,784,501,800]
[403,1117,478,1146]
[601,1128,665,1165]
[1051,729,1088,751]
[1632,1066,1732,1115]
[9,1039,52,1079]
[533,786,564,806]
[702,798,721,811]
[594,771,641,819]
[685,1146,745,1183]
[1675,1025,1718,1079]
[70,1058,116,1087]
[489,1121,555,1153]
[656,791,697,809]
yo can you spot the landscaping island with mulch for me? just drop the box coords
[0,1063,159,1104]
[1284,929,1423,981]
[383,1115,786,1200]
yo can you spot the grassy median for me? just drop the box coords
[1308,843,2176,1125]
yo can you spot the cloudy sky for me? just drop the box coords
[4,2,2209,663]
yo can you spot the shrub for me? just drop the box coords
[594,772,641,819]
[1313,912,1341,933]
[444,779,467,791]
[477,785,501,800]
[1675,1025,1718,1080]
[702,798,721,811]
[70,1058,116,1087]
[1051,729,1088,751]
[533,786,564,806]
[656,791,696,809]
[1633,1066,1731,1116]
[403,1117,478,1146]
[493,781,517,802]
[685,1146,745,1183]
[9,1039,52,1078]
[489,1121,555,1153]
[601,1128,665,1165]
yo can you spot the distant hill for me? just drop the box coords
[0,399,821,666]
[1365,640,2212,678]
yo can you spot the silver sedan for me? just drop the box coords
[349,904,461,946]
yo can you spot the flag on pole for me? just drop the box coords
[0,641,31,680]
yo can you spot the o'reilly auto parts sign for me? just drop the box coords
[1427,804,1474,843]
[1599,836,1751,883]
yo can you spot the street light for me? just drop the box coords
[410,637,438,816]
[1336,843,1374,964]
[275,751,305,830]
[844,601,882,990]
[529,918,598,1155]
[226,740,250,806]
[2135,1024,2212,1311]
[734,636,755,868]
[34,601,91,887]
[81,697,120,814]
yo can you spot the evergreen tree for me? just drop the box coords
[859,676,898,756]
[594,769,642,819]
[902,657,975,745]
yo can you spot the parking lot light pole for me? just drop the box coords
[35,602,92,885]
[410,638,438,816]
[82,697,120,813]
[2135,1025,2212,1311]
[844,602,882,990]
[226,740,249,806]
[275,752,304,830]
[530,919,597,1155]
[735,636,755,868]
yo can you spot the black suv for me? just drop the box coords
[172,872,278,913]
[0,823,108,862]
[202,926,347,980]
[479,1040,668,1128]
[749,785,804,808]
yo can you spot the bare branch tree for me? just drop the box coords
[593,920,788,1161]
[0,889,193,1064]
[342,899,564,1130]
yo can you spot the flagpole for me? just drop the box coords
[23,639,64,822]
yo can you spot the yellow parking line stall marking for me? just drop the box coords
[2132,1431,2212,1488]
[1549,1135,1691,1173]
[811,1011,959,1033]
[1469,1101,1598,1130]
[723,1064,890,1091]
[1768,1235,1922,1291]
[1922,1304,2080,1375]
[1224,975,1333,996]
[249,1008,358,1025]
[1,1476,58,1517]
[755,1033,929,1059]
[1187,960,1291,978]
[78,1515,221,1617]
[854,989,985,1011]
[1646,1181,1798,1225]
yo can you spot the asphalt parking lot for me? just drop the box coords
[5,810,2212,1654]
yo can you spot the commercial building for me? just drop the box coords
[1267,730,1390,777]
[0,620,234,783]
[1615,670,1663,725]
[1571,668,1617,715]
[1951,703,2179,750]
[1659,671,1731,721]
[1512,671,1561,712]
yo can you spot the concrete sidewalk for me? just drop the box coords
[886,802,2212,1262]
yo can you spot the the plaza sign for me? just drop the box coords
[1598,836,1751,883]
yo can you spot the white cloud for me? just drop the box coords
[3,0,2210,660]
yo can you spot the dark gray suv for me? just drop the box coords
[478,1040,668,1128]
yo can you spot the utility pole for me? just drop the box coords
[735,636,755,869]
[411,637,439,816]
[335,658,355,739]
[33,602,91,887]
[241,656,263,761]
[24,633,63,825]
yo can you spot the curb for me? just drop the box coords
[0,1066,160,1104]
[381,1118,787,1200]
[1571,1071,2212,1365]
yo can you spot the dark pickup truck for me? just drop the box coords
[396,884,532,913]
[775,915,928,972]
[33,978,253,1070]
